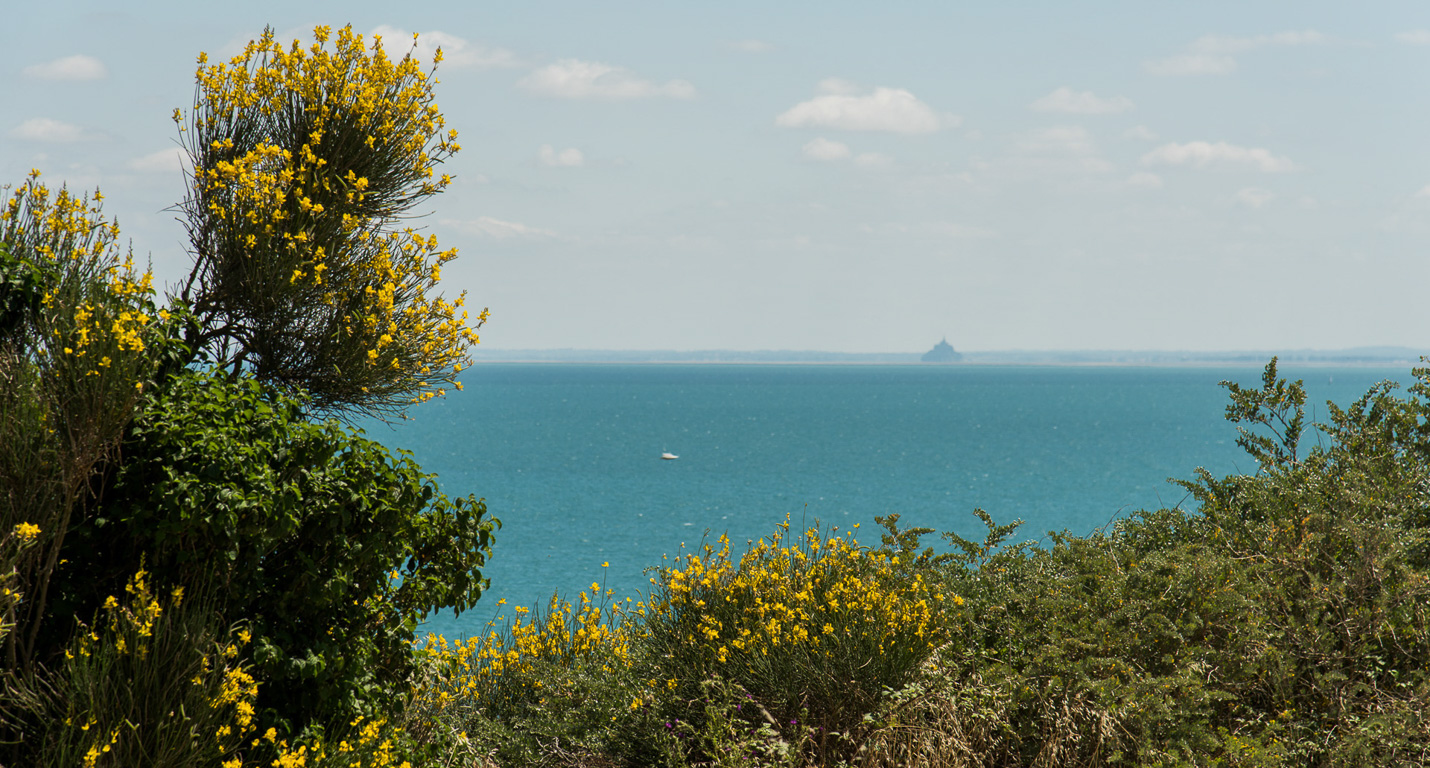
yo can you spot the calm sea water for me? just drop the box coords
[362,363,1415,638]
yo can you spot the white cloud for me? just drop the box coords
[9,118,94,143]
[1140,141,1295,172]
[802,137,851,161]
[730,39,773,53]
[1232,187,1275,208]
[1126,172,1164,189]
[129,147,189,173]
[444,216,556,239]
[776,82,954,134]
[853,152,894,169]
[371,25,518,69]
[538,145,584,167]
[1396,30,1430,45]
[518,59,694,100]
[22,54,107,81]
[1145,29,1326,75]
[1029,87,1133,114]
[1123,125,1158,141]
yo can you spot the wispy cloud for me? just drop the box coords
[1123,125,1158,141]
[853,152,894,170]
[860,221,997,239]
[1395,30,1430,45]
[1029,87,1133,114]
[1141,141,1295,172]
[1144,30,1327,75]
[777,79,954,134]
[538,145,584,167]
[9,117,97,143]
[1010,126,1114,173]
[1232,187,1275,208]
[1144,53,1238,76]
[802,137,851,161]
[128,147,189,173]
[1125,172,1164,189]
[518,59,694,100]
[22,54,107,81]
[371,25,519,69]
[444,216,556,239]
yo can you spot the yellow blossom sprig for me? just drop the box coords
[60,567,258,767]
[409,578,633,726]
[1,172,165,670]
[1,171,160,379]
[643,516,957,738]
[174,24,483,420]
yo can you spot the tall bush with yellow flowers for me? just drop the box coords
[0,24,496,767]
[14,568,258,768]
[175,24,484,419]
[641,520,954,763]
[0,177,167,670]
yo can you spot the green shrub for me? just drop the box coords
[895,360,1430,766]
[50,367,497,732]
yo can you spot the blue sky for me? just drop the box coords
[4,2,1430,352]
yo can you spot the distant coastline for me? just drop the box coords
[467,346,1430,366]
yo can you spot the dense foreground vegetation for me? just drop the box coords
[388,357,1430,767]
[4,23,1430,768]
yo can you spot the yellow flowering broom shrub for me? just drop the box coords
[8,568,258,767]
[1,23,496,768]
[404,583,637,766]
[0,175,166,668]
[262,714,416,768]
[642,519,954,761]
[175,25,485,419]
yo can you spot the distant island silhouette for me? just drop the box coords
[466,346,1430,365]
[921,338,963,363]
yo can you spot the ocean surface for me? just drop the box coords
[362,363,1417,639]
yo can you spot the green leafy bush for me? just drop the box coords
[48,367,497,731]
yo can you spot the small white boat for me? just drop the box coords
[661,452,679,460]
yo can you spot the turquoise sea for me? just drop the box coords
[367,363,1417,639]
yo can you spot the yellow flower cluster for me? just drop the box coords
[1,170,158,379]
[415,582,633,712]
[12,522,40,542]
[266,715,412,768]
[2,171,121,265]
[64,568,258,766]
[179,25,481,414]
[81,727,121,768]
[650,520,950,672]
